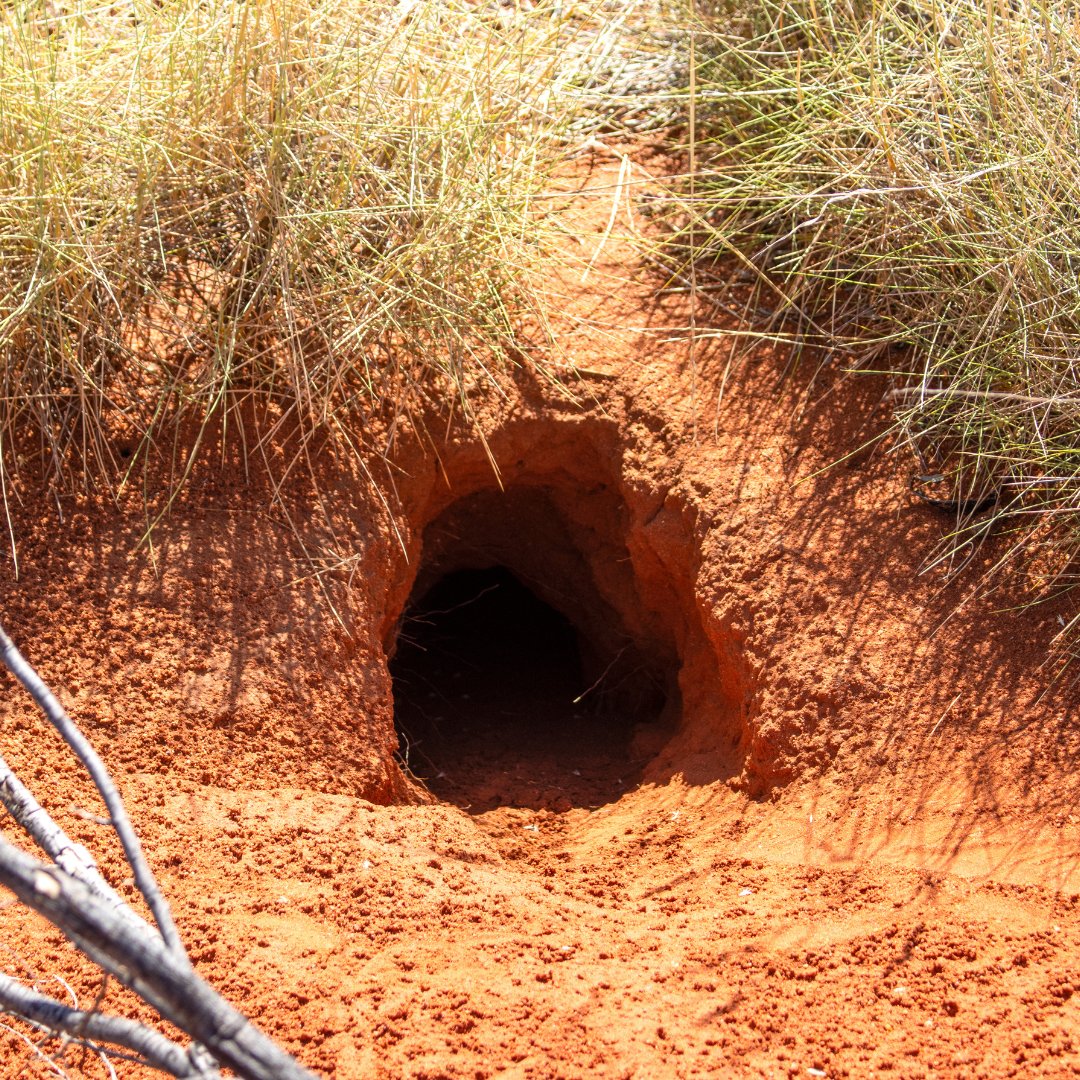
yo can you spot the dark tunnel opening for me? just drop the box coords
[391,566,664,812]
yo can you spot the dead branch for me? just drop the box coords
[0,972,211,1077]
[0,625,181,954]
[0,746,131,916]
[0,623,320,1080]
[0,838,319,1078]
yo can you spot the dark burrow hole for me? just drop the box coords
[391,566,667,813]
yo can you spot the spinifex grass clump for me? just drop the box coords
[0,0,639,546]
[680,0,1080,635]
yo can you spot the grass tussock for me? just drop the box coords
[0,0,670,550]
[677,0,1080,637]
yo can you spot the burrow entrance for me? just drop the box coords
[389,484,679,813]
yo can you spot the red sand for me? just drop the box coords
[1,146,1079,1078]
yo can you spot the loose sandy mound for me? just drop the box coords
[1,147,1079,1078]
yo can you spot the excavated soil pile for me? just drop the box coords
[1,147,1080,1078]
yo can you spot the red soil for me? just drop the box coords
[1,145,1080,1078]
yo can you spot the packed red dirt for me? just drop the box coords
[1,145,1079,1079]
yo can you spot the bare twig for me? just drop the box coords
[0,973,214,1078]
[0,623,320,1079]
[0,625,182,955]
[0,1016,71,1077]
[0,747,130,917]
[0,840,316,1079]
[890,386,1080,408]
